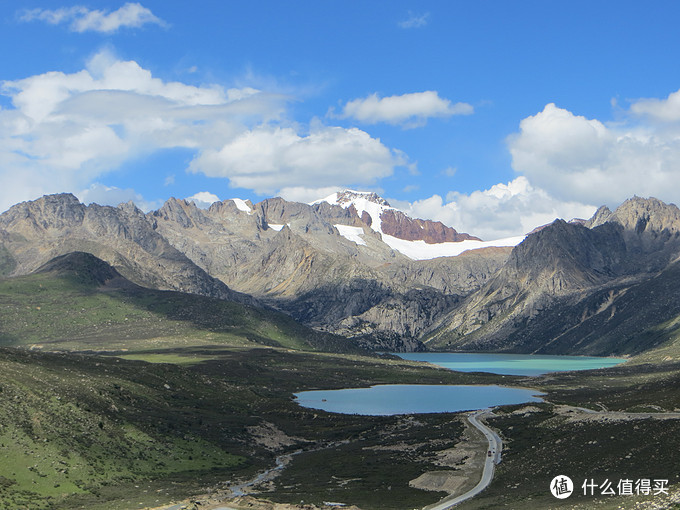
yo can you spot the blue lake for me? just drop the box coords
[394,352,626,376]
[293,353,626,416]
[294,384,544,416]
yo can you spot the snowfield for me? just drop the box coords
[381,234,526,260]
[334,225,367,246]
[229,198,253,214]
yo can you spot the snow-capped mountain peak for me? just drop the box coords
[314,189,394,234]
[334,190,391,208]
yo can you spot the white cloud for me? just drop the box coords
[278,186,343,204]
[4,50,233,124]
[336,91,473,127]
[186,191,220,209]
[629,88,680,122]
[398,11,429,29]
[396,89,680,240]
[0,50,408,212]
[508,100,680,207]
[399,177,597,240]
[19,3,166,33]
[189,125,404,195]
[0,50,279,210]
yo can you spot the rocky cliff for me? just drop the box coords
[379,209,481,243]
[425,197,680,354]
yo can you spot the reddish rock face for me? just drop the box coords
[378,209,482,244]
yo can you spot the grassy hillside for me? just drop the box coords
[0,252,354,352]
[0,346,506,510]
[0,348,250,510]
[2,253,679,509]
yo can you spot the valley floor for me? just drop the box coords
[1,346,679,510]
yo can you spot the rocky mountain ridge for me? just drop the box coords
[3,191,679,356]
[424,196,680,355]
[0,193,247,302]
[150,192,508,349]
[0,192,509,351]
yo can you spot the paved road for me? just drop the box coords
[423,410,501,510]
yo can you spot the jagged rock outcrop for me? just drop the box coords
[334,190,390,208]
[319,189,483,243]
[379,209,481,243]
[0,194,246,303]
[255,197,363,232]
[425,197,680,354]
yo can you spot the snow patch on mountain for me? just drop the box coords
[315,190,393,234]
[334,225,367,246]
[315,189,526,259]
[229,198,253,214]
[382,235,526,260]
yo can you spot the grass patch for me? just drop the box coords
[270,414,462,509]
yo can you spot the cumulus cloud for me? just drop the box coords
[0,50,275,210]
[397,89,680,239]
[0,49,406,212]
[508,99,680,207]
[336,91,473,127]
[629,88,680,123]
[189,125,403,195]
[19,2,166,33]
[398,177,597,240]
[186,191,220,209]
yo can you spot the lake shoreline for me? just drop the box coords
[394,351,627,377]
[294,384,545,416]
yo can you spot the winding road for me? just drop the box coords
[424,410,501,510]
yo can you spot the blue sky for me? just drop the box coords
[3,1,680,239]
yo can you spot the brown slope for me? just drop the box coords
[379,209,481,243]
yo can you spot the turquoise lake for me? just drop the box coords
[394,352,626,376]
[294,353,625,416]
[294,384,544,416]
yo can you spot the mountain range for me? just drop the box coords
[2,191,680,356]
